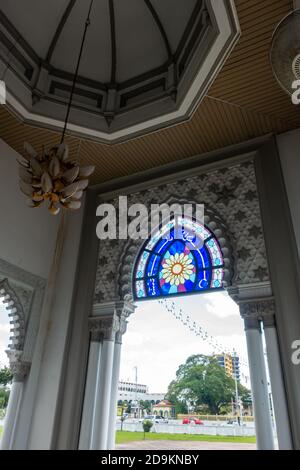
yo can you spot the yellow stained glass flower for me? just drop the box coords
[161,253,194,286]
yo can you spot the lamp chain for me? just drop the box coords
[61,0,94,143]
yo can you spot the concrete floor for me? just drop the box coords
[116,440,256,451]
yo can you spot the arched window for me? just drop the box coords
[133,216,225,300]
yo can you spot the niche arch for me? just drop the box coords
[0,278,26,352]
[118,202,235,301]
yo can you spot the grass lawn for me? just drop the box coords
[0,426,3,438]
[116,431,256,444]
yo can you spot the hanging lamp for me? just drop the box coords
[18,0,95,215]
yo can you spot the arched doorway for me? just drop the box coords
[117,214,255,449]
[0,279,28,450]
[0,296,11,442]
[79,203,291,450]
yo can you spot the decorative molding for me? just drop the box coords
[118,203,234,300]
[89,315,120,341]
[0,0,240,143]
[5,349,31,382]
[0,279,26,352]
[90,300,135,341]
[0,258,46,364]
[94,160,269,302]
[239,298,276,330]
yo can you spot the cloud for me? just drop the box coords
[120,292,249,392]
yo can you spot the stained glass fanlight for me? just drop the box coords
[133,216,225,300]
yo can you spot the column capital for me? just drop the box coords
[239,298,276,330]
[90,300,136,341]
[6,349,31,382]
[89,315,120,341]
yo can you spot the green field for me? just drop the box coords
[116,431,256,444]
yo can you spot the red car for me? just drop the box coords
[182,417,204,425]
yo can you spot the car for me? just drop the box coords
[182,417,204,425]
[139,415,169,424]
[153,415,168,424]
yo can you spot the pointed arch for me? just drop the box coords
[118,204,234,301]
[0,279,25,352]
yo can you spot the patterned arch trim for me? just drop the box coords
[134,216,226,300]
[0,278,25,351]
[118,208,234,301]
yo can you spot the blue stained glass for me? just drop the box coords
[193,245,210,269]
[146,277,160,297]
[153,237,172,254]
[147,253,161,277]
[133,217,224,300]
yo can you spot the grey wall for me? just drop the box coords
[277,130,300,259]
[0,139,59,278]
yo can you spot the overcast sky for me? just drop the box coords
[0,291,250,392]
[0,300,10,368]
[120,291,250,393]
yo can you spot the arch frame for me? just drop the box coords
[56,136,300,449]
[118,201,235,302]
[0,258,46,370]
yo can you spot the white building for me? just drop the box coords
[117,381,165,402]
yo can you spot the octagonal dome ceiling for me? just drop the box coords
[0,0,239,143]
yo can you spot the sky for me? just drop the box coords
[0,299,10,368]
[0,291,251,393]
[120,291,250,393]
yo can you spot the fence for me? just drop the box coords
[177,414,254,423]
[117,421,256,437]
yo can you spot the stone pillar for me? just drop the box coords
[78,333,102,450]
[89,317,117,450]
[106,323,127,450]
[0,357,30,450]
[261,302,293,450]
[240,302,275,450]
[86,300,135,450]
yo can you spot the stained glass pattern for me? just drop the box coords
[133,217,224,300]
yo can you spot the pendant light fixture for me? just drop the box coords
[270,4,300,98]
[18,0,95,215]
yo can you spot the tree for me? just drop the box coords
[139,400,152,414]
[238,383,252,408]
[167,354,249,415]
[0,367,13,386]
[0,388,10,409]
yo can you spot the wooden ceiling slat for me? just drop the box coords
[1,0,298,185]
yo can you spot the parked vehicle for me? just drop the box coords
[139,415,169,424]
[154,415,168,424]
[182,417,204,425]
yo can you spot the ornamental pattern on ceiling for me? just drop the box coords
[94,160,269,303]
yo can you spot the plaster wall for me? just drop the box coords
[277,130,300,260]
[0,138,58,278]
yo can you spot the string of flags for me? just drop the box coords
[158,298,250,383]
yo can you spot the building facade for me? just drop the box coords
[0,0,300,453]
[117,381,165,402]
[216,354,241,382]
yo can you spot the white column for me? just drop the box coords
[78,335,101,450]
[244,317,275,450]
[263,315,293,449]
[86,301,135,450]
[1,382,23,450]
[90,336,115,450]
[0,359,30,450]
[107,334,123,450]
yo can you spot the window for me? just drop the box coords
[133,216,224,300]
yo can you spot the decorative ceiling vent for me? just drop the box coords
[0,0,239,143]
